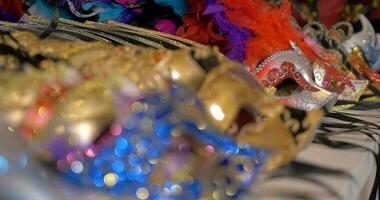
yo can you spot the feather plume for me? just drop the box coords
[221,0,317,68]
[0,0,24,21]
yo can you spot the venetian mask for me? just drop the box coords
[344,14,380,72]
[345,14,376,51]
[306,17,380,88]
[253,42,337,111]
[198,62,323,172]
[302,22,369,107]
[0,28,323,173]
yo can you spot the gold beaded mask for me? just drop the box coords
[0,30,323,172]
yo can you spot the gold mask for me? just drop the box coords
[0,30,323,172]
[198,63,323,171]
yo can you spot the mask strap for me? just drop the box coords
[334,99,380,110]
[39,8,59,39]
[316,121,380,200]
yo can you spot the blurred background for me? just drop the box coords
[291,0,380,31]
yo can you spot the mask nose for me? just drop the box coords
[277,85,337,111]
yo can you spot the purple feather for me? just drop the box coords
[203,0,250,63]
[0,10,19,22]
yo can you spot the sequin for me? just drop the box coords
[104,173,118,187]
[0,155,9,176]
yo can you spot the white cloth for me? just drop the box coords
[244,109,380,200]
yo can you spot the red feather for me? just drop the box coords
[0,0,24,17]
[221,0,317,69]
[176,0,229,53]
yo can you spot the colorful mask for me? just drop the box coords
[344,14,380,72]
[343,15,380,85]
[216,0,366,111]
[254,42,337,111]
[301,21,369,107]
[345,14,376,52]
[310,16,380,88]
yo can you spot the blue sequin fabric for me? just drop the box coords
[59,86,267,199]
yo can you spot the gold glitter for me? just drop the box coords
[136,187,149,199]
[148,159,159,164]
[225,185,237,196]
[131,102,144,112]
[242,157,253,171]
[50,85,62,96]
[68,113,78,121]
[103,89,112,98]
[38,151,52,162]
[54,125,66,135]
[171,129,182,138]
[143,103,149,111]
[141,163,151,174]
[170,184,183,196]
[213,176,226,186]
[68,135,77,146]
[332,80,368,111]
[212,189,226,200]
[141,118,153,130]
[197,122,207,130]
[75,99,85,107]
[183,174,194,183]
[38,106,47,116]
[186,97,196,105]
[169,113,180,123]
[9,92,20,102]
[104,173,118,187]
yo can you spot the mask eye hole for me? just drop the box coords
[274,78,299,96]
[227,108,260,136]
